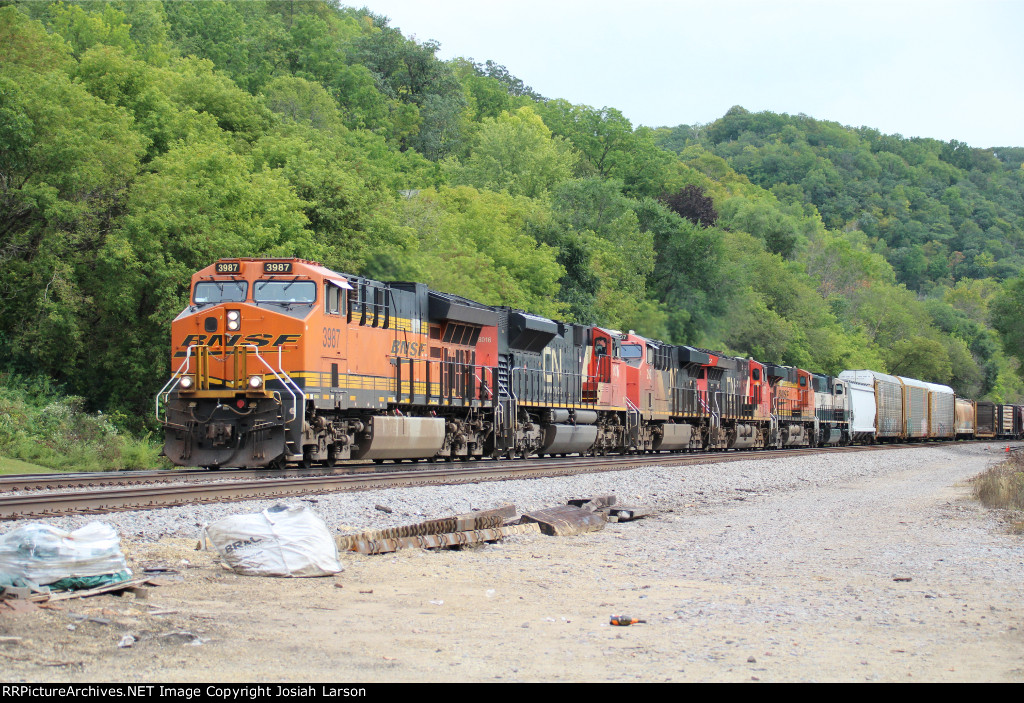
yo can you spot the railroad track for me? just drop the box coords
[0,442,1013,520]
[0,443,880,493]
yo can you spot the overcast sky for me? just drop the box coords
[357,0,1023,148]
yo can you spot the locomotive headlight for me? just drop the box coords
[179,375,194,390]
[227,319,240,330]
[248,375,263,389]
[226,310,240,331]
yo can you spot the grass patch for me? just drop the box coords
[0,372,167,472]
[973,451,1024,532]
[0,455,57,475]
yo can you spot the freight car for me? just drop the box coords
[955,398,976,439]
[975,401,997,439]
[994,404,1023,439]
[157,258,1019,468]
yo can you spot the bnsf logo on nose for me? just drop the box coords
[180,334,301,347]
[391,340,426,356]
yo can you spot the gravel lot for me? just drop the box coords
[1,442,1022,682]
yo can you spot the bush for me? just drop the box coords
[0,372,166,472]
[973,453,1024,533]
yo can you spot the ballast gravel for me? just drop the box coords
[0,445,994,541]
[1,442,1022,683]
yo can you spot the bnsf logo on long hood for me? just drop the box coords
[391,340,426,356]
[177,333,301,349]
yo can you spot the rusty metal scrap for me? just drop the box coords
[519,505,607,536]
[454,504,517,521]
[419,514,506,534]
[339,523,540,554]
[338,515,506,549]
[567,495,617,510]
[564,496,649,522]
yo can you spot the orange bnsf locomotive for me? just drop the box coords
[157,258,1019,469]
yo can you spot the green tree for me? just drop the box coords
[261,75,342,130]
[538,100,673,196]
[451,106,577,198]
[398,187,564,317]
[990,276,1024,373]
[0,15,146,381]
[93,141,312,410]
[545,179,657,333]
[250,124,418,275]
[349,13,466,158]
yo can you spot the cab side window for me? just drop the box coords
[326,283,344,315]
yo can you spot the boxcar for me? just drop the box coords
[955,398,975,438]
[922,381,955,439]
[840,370,903,440]
[845,378,877,443]
[898,376,929,439]
[975,401,997,439]
[996,404,1016,439]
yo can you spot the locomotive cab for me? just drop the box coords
[160,258,504,468]
[159,258,347,468]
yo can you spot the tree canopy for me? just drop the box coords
[3,0,1023,433]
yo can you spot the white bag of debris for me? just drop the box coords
[0,522,131,589]
[202,503,342,577]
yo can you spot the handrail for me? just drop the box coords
[509,365,595,408]
[155,349,196,423]
[273,345,303,420]
[155,345,303,430]
[508,367,523,405]
[473,370,491,400]
[624,396,641,449]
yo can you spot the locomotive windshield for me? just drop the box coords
[194,280,248,304]
[253,280,316,303]
[621,344,643,364]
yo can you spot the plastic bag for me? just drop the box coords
[202,503,342,577]
[0,522,131,588]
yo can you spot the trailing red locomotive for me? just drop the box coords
[157,258,1020,469]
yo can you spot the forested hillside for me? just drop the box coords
[2,0,1024,445]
